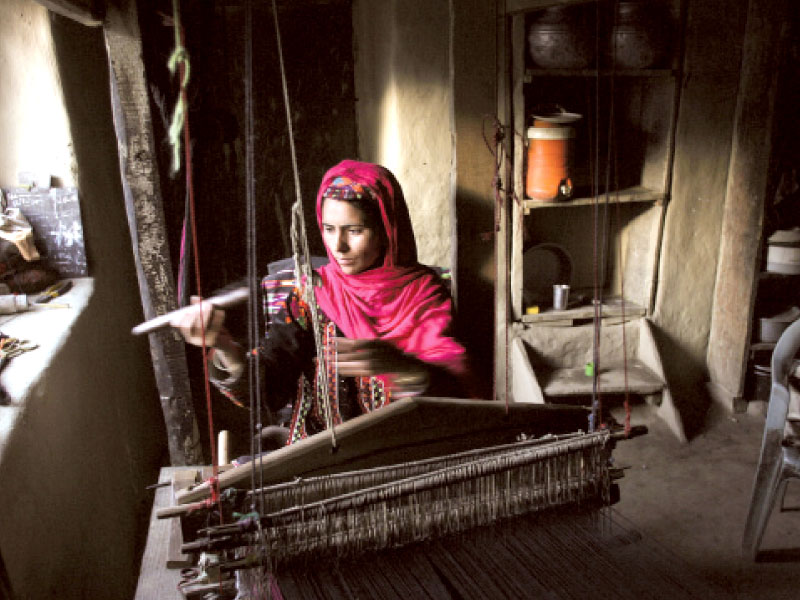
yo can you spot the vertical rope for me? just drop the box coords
[596,1,620,432]
[177,187,192,307]
[613,141,632,435]
[589,1,602,432]
[271,0,338,448]
[167,5,190,175]
[243,0,266,508]
[169,0,222,518]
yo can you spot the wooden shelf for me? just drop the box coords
[525,68,676,80]
[520,298,646,324]
[759,270,800,280]
[542,359,665,396]
[750,342,777,351]
[522,187,664,214]
[505,0,585,14]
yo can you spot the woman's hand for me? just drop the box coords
[170,296,226,347]
[335,338,430,396]
[170,297,245,375]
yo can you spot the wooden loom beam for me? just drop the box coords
[176,397,593,504]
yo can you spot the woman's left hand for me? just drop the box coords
[335,338,429,395]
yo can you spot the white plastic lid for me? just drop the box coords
[527,126,575,140]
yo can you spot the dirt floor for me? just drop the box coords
[611,400,800,599]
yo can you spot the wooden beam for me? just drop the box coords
[103,0,202,465]
[707,0,789,406]
[495,5,511,403]
[176,397,592,504]
[36,0,103,26]
[504,0,591,15]
[511,13,525,320]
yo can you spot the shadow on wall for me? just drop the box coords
[455,188,496,401]
[0,301,162,599]
[648,323,712,440]
[0,546,11,599]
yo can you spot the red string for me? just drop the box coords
[176,22,223,524]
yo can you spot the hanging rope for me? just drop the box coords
[242,0,267,508]
[613,151,632,437]
[589,0,632,435]
[167,0,223,520]
[589,0,603,432]
[269,0,338,449]
[177,187,192,307]
[167,2,190,175]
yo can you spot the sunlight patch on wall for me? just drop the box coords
[378,81,401,174]
[0,0,74,187]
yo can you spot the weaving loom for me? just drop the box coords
[150,398,661,599]
[148,399,725,600]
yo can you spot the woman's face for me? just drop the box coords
[321,198,384,275]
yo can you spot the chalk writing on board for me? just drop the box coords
[2,187,88,277]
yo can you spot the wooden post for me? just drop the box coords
[707,0,789,408]
[495,6,511,403]
[35,0,103,26]
[103,0,202,465]
[510,13,525,321]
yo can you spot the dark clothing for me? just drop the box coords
[209,282,463,445]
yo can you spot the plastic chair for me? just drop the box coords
[742,317,800,559]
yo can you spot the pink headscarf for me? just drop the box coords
[313,160,467,377]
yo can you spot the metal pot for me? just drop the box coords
[528,6,594,69]
[607,2,670,69]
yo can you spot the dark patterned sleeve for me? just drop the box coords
[208,288,317,412]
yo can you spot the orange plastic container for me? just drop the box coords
[526,120,575,201]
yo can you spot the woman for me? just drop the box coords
[174,160,470,444]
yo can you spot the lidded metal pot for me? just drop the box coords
[528,6,594,69]
[607,1,671,69]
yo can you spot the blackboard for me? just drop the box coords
[2,187,88,277]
